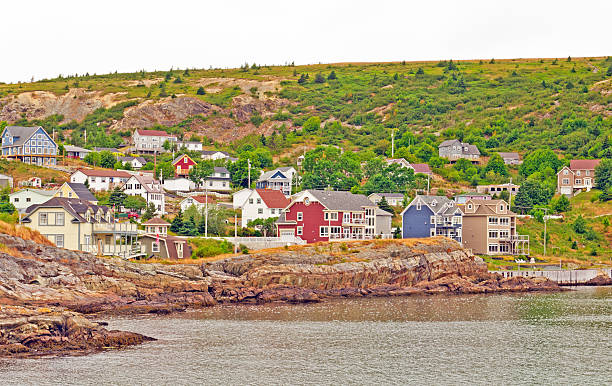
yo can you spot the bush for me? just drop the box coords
[196,86,206,95]
[190,238,233,258]
[239,244,249,254]
[572,215,587,234]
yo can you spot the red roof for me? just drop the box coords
[191,195,216,204]
[256,189,290,208]
[411,163,432,174]
[136,129,171,137]
[569,159,600,171]
[76,169,131,178]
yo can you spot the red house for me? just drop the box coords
[276,190,388,243]
[172,154,197,177]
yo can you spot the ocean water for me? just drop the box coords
[1,287,611,385]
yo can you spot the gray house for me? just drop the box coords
[438,139,480,161]
[498,152,521,165]
[401,195,463,243]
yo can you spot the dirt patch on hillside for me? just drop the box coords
[125,78,164,87]
[192,77,285,98]
[0,89,127,123]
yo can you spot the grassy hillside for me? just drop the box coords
[516,190,612,265]
[1,57,611,160]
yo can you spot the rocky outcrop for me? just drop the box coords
[0,89,126,123]
[584,273,612,286]
[0,232,560,358]
[0,305,152,358]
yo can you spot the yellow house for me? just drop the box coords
[54,182,98,204]
[22,197,140,258]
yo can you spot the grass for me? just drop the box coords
[0,159,69,186]
[0,220,54,246]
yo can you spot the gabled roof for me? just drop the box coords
[369,192,404,198]
[135,129,171,137]
[376,208,393,217]
[402,195,459,216]
[463,199,514,216]
[213,166,229,174]
[64,145,91,153]
[498,152,520,159]
[127,174,162,193]
[306,190,375,211]
[258,169,288,181]
[10,188,57,197]
[24,197,110,223]
[143,217,170,226]
[439,139,461,147]
[201,150,230,156]
[569,159,600,170]
[118,156,146,164]
[65,183,97,202]
[2,126,48,147]
[411,163,432,174]
[172,154,196,165]
[184,195,216,204]
[75,169,131,178]
[256,189,290,209]
[141,234,191,259]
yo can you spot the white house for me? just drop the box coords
[10,188,57,213]
[232,188,252,209]
[122,174,165,214]
[118,156,147,170]
[179,195,216,212]
[132,129,177,154]
[204,167,231,192]
[163,178,195,192]
[368,193,405,207]
[241,189,290,228]
[172,140,203,152]
[201,150,231,161]
[63,145,91,159]
[19,177,42,188]
[255,167,297,196]
[70,169,131,192]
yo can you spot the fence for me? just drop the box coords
[492,268,612,284]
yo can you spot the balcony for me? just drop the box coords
[342,218,366,226]
[93,222,138,234]
[82,243,144,259]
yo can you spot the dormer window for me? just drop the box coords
[431,200,437,207]
[467,204,473,210]
[416,201,422,210]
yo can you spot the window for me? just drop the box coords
[324,212,338,221]
[499,218,509,226]
[467,204,472,210]
[55,234,64,248]
[270,208,275,215]
[499,230,509,239]
[586,170,590,176]
[416,202,422,210]
[26,197,31,202]
[258,208,263,214]
[297,226,303,235]
[13,197,19,202]
[563,170,568,175]
[176,242,184,259]
[452,216,462,225]
[488,230,498,238]
[319,226,329,237]
[56,212,64,226]
[488,244,499,253]
[430,228,435,237]
[39,213,48,225]
[84,235,91,246]
[343,212,350,223]
[257,198,261,204]
[576,170,581,176]
[430,216,435,224]
[297,212,303,221]
[575,179,582,184]
[488,217,498,224]
[499,244,509,253]
[152,241,160,253]
[562,178,570,185]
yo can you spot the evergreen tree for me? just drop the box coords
[197,216,206,235]
[416,67,424,75]
[314,73,325,83]
[327,71,337,80]
[196,86,206,95]
[552,194,571,213]
[108,188,127,208]
[297,73,308,84]
[142,202,156,221]
[377,197,394,215]
[170,209,183,233]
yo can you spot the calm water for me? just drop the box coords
[1,287,611,385]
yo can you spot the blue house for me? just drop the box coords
[1,126,58,166]
[401,195,463,243]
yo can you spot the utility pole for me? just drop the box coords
[427,174,430,195]
[205,184,208,238]
[234,212,238,253]
[247,158,251,188]
[391,129,395,158]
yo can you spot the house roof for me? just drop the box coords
[498,152,520,159]
[213,166,229,174]
[201,150,230,156]
[370,193,404,198]
[439,139,461,147]
[402,195,459,216]
[376,208,393,216]
[187,195,216,204]
[256,189,290,209]
[275,211,296,225]
[455,193,491,198]
[118,156,146,164]
[141,234,191,259]
[439,139,480,155]
[24,197,110,223]
[307,190,375,211]
[569,159,600,170]
[258,168,288,181]
[466,144,481,155]
[64,145,91,153]
[75,169,131,178]
[93,147,120,153]
[172,154,196,165]
[463,199,514,216]
[10,188,57,197]
[135,129,171,137]
[127,174,162,193]
[143,217,170,226]
[2,126,45,147]
[65,183,97,202]
[411,163,432,174]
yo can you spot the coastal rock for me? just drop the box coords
[584,273,612,286]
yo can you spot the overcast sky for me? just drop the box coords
[2,0,610,83]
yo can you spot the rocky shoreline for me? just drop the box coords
[0,233,564,358]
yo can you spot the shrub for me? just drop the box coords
[240,244,249,254]
[196,86,206,95]
[314,73,325,83]
[572,215,587,234]
[190,238,233,258]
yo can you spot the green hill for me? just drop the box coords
[1,57,611,160]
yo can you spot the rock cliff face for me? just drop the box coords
[0,233,558,357]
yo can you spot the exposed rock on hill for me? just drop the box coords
[0,89,126,123]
